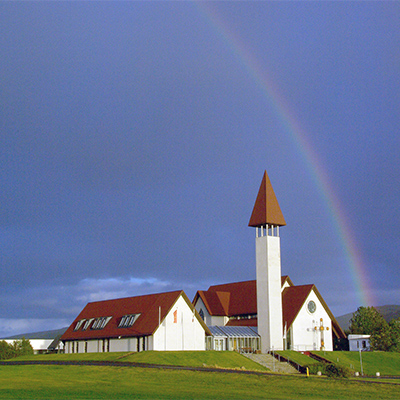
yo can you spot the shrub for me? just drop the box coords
[305,362,352,378]
[0,340,14,360]
[11,338,34,357]
[0,338,33,360]
[304,362,326,375]
[325,363,352,379]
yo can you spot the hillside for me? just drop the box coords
[337,305,400,331]
[0,327,68,340]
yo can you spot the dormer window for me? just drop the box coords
[74,319,86,331]
[118,314,140,328]
[83,318,94,330]
[91,316,112,330]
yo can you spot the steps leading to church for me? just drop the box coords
[243,353,300,374]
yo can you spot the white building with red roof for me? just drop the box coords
[62,170,345,354]
[194,171,345,353]
[194,277,345,352]
[62,290,210,353]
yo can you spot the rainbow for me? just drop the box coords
[196,3,373,308]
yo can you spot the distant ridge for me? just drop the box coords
[0,327,68,340]
[336,305,400,331]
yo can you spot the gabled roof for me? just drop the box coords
[248,170,286,227]
[194,278,345,339]
[62,290,210,341]
[282,284,315,329]
[282,284,346,339]
[194,276,291,317]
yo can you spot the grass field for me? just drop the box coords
[10,351,268,371]
[1,351,400,399]
[0,363,399,400]
[313,351,400,376]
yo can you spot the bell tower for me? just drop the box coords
[249,171,285,352]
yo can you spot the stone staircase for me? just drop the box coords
[243,353,300,374]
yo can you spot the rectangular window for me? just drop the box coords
[83,318,94,330]
[74,319,86,331]
[118,314,140,328]
[91,316,112,330]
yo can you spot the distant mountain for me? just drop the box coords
[0,327,68,340]
[336,305,400,332]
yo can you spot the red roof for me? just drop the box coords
[62,290,210,341]
[282,284,314,329]
[194,276,291,317]
[248,170,286,227]
[194,278,345,339]
[226,318,258,327]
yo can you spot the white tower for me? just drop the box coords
[249,171,286,352]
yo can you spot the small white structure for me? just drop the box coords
[62,290,210,353]
[348,334,371,351]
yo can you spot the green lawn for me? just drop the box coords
[0,363,399,400]
[276,350,319,366]
[9,351,268,372]
[312,351,400,376]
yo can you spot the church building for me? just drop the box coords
[62,290,210,353]
[62,170,345,354]
[193,171,345,352]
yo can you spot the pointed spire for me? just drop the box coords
[248,171,286,227]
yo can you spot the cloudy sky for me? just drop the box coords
[1,1,399,338]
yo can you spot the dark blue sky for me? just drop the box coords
[1,2,399,337]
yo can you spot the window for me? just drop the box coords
[118,314,140,328]
[199,309,204,321]
[74,319,86,331]
[83,318,94,330]
[91,316,112,330]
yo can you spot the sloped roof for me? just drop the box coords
[248,170,286,227]
[209,325,259,338]
[62,290,210,341]
[282,284,315,329]
[282,284,345,339]
[194,276,291,317]
[226,318,257,327]
[194,278,345,339]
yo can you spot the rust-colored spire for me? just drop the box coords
[248,171,286,227]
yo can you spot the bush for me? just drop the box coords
[0,338,33,360]
[11,338,34,357]
[0,341,14,360]
[325,363,352,379]
[305,362,352,378]
[304,362,327,375]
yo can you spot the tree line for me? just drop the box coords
[0,338,33,360]
[349,306,400,352]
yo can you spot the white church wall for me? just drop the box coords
[194,297,228,326]
[153,295,205,351]
[289,290,333,351]
[194,297,211,326]
[109,337,137,352]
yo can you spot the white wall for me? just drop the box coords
[194,297,228,326]
[256,233,284,352]
[348,335,370,351]
[289,290,333,351]
[153,295,206,351]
